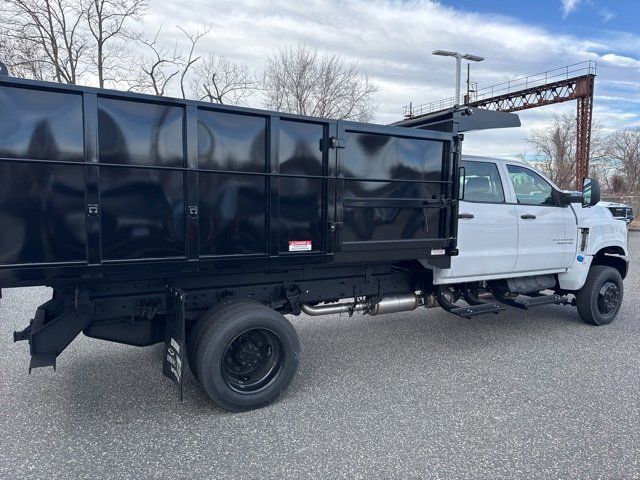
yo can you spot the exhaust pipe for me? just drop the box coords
[301,293,422,317]
[300,302,368,316]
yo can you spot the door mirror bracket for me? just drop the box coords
[558,189,582,207]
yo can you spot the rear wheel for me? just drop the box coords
[194,301,300,411]
[187,299,250,382]
[575,265,623,326]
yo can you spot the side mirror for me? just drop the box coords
[582,178,601,207]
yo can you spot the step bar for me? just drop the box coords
[494,293,569,310]
[450,303,505,319]
[441,289,570,320]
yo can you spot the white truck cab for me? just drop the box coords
[429,155,628,326]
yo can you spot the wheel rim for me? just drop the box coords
[222,328,283,394]
[597,281,621,317]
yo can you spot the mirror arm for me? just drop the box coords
[459,166,466,201]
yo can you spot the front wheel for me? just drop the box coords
[194,301,300,411]
[575,265,623,326]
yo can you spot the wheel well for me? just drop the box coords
[592,247,628,279]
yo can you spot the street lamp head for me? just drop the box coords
[462,54,484,62]
[432,49,485,107]
[432,50,459,57]
[432,50,484,62]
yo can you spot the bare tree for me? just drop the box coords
[0,32,51,79]
[606,128,640,194]
[133,26,181,96]
[1,0,89,84]
[177,24,211,99]
[190,53,256,105]
[85,0,148,88]
[523,113,606,189]
[132,24,213,98]
[610,175,626,194]
[263,45,378,121]
[525,114,577,188]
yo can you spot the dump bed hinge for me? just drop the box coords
[329,136,346,149]
[328,221,343,232]
[284,285,302,315]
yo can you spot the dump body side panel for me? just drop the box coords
[335,121,457,263]
[0,85,87,267]
[0,77,457,288]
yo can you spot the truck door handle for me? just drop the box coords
[458,213,474,219]
[520,214,536,220]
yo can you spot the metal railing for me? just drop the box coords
[403,60,597,118]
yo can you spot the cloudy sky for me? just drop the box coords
[146,0,640,157]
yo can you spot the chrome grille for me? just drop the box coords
[609,207,626,217]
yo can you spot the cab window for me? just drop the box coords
[507,164,555,205]
[461,160,505,203]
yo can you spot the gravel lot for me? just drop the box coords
[1,233,639,479]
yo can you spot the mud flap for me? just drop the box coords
[163,288,186,401]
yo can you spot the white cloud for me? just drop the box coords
[561,0,582,18]
[599,8,616,23]
[143,0,640,156]
[600,53,640,69]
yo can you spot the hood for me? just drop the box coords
[597,201,630,208]
[571,204,628,255]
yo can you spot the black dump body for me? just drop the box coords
[0,76,460,289]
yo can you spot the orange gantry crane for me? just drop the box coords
[402,61,597,190]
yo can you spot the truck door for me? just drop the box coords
[447,159,519,279]
[505,163,576,272]
[334,121,455,260]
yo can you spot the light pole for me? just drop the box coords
[432,50,484,106]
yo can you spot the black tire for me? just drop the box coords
[575,265,623,326]
[195,301,300,411]
[187,299,255,382]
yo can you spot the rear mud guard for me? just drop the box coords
[163,288,186,401]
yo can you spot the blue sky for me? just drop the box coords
[441,0,637,42]
[149,0,640,156]
[439,0,640,66]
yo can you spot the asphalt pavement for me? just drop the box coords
[1,234,639,479]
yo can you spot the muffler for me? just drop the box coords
[300,293,422,317]
[368,293,420,315]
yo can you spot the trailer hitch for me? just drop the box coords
[13,324,31,343]
[14,294,96,373]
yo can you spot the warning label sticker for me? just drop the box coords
[289,240,312,252]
